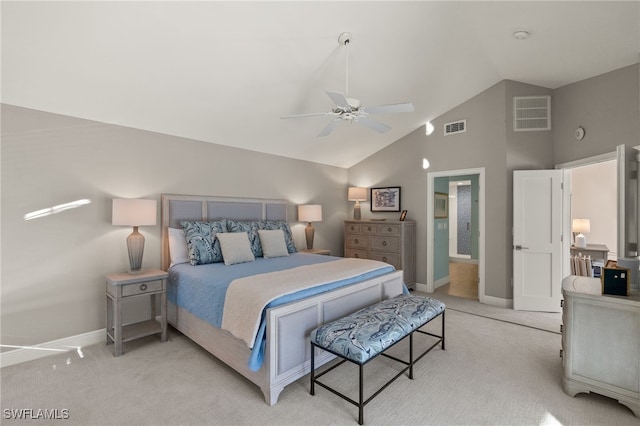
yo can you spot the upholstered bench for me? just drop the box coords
[310,294,445,425]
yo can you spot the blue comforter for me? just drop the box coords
[167,253,398,371]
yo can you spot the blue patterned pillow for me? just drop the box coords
[226,220,263,257]
[181,220,227,265]
[262,220,297,253]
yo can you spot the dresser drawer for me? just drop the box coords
[378,224,400,236]
[370,236,399,252]
[361,223,377,234]
[346,235,370,250]
[122,280,164,297]
[345,249,369,259]
[345,223,361,234]
[368,252,401,269]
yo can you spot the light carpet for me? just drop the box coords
[1,296,637,425]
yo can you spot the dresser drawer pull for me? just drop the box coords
[367,226,372,231]
[382,241,387,246]
[140,284,148,291]
[351,226,355,231]
[382,256,387,262]
[354,238,359,244]
[388,227,392,232]
[354,253,359,258]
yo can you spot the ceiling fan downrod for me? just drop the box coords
[339,32,352,97]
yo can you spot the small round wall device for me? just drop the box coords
[575,126,585,141]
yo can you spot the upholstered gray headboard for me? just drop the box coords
[161,194,288,270]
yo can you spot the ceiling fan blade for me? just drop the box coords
[355,116,391,133]
[325,91,350,108]
[362,102,415,115]
[318,118,340,137]
[281,112,331,119]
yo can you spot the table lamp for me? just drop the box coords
[298,204,322,250]
[348,187,367,220]
[572,218,590,249]
[112,198,157,274]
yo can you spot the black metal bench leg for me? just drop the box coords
[441,310,446,350]
[358,363,364,425]
[409,332,414,380]
[310,342,315,395]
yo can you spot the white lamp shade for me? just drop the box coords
[298,204,322,223]
[348,187,368,201]
[571,218,591,234]
[112,199,157,226]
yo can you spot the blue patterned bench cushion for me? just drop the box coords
[310,295,445,364]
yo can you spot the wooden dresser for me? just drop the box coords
[561,276,640,417]
[344,220,416,289]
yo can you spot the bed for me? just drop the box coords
[161,194,406,405]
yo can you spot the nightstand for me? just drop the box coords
[105,268,168,356]
[300,248,331,256]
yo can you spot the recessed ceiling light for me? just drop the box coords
[513,30,530,40]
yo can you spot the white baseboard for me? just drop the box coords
[415,282,428,293]
[1,329,105,368]
[481,295,513,308]
[434,276,450,289]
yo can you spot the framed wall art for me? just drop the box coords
[371,187,401,212]
[434,192,448,218]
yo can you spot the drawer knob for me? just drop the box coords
[382,241,387,246]
[382,257,387,262]
[354,253,359,258]
[351,226,355,231]
[140,284,148,291]
[367,226,372,231]
[388,227,392,232]
[354,238,359,244]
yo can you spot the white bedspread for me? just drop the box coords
[221,258,389,348]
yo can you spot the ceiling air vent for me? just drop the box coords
[513,96,551,131]
[444,119,466,135]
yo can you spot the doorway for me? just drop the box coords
[426,168,485,303]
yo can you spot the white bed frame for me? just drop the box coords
[161,194,405,405]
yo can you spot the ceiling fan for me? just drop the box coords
[281,32,415,137]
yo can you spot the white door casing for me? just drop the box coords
[513,170,563,312]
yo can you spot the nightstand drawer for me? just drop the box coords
[122,280,163,297]
[346,235,370,250]
[370,236,399,252]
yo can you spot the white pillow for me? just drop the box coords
[168,227,189,267]
[258,229,289,259]
[217,232,256,266]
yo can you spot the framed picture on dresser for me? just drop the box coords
[371,187,401,212]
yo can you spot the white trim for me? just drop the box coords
[482,295,513,309]
[427,168,486,304]
[0,329,105,368]
[434,275,450,289]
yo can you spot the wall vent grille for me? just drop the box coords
[513,96,551,131]
[444,119,466,135]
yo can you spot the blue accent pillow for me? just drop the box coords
[226,220,263,257]
[262,220,297,253]
[181,220,227,265]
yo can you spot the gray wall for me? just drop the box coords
[349,64,639,300]
[1,104,348,349]
[349,80,555,299]
[553,63,639,164]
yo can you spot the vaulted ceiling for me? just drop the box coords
[2,1,639,168]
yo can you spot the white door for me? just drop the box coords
[513,170,563,312]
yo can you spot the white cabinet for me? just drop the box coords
[561,276,640,417]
